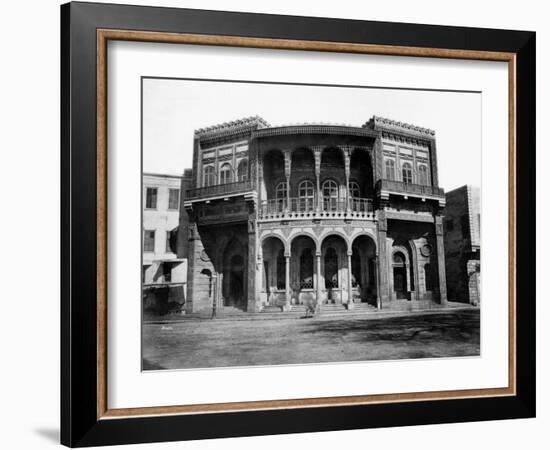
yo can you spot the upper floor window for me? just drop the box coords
[168,188,180,210]
[219,163,233,184]
[275,181,288,199]
[418,164,428,185]
[237,159,248,182]
[143,230,155,252]
[322,179,339,198]
[402,162,413,184]
[203,166,215,187]
[298,179,315,211]
[298,180,314,199]
[322,179,339,211]
[349,181,361,199]
[145,187,157,209]
[385,159,396,181]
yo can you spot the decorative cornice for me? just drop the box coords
[252,124,378,139]
[195,115,270,139]
[363,116,436,139]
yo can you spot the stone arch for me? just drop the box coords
[262,149,285,200]
[221,238,247,309]
[289,230,320,253]
[351,234,378,303]
[390,243,413,300]
[260,232,289,255]
[318,229,350,249]
[349,148,374,198]
[320,233,349,304]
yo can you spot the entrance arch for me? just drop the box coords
[320,234,348,304]
[351,234,377,303]
[261,236,287,306]
[222,239,247,309]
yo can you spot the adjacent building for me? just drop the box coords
[142,172,190,312]
[178,115,449,313]
[444,185,481,305]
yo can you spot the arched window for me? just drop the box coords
[237,159,248,182]
[324,247,339,288]
[385,159,396,181]
[298,179,315,211]
[219,163,233,184]
[393,252,406,265]
[402,162,413,184]
[349,181,361,198]
[276,249,285,290]
[203,166,216,187]
[322,179,339,211]
[275,181,288,212]
[418,164,428,185]
[299,248,314,289]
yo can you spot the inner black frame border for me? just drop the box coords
[61,2,535,447]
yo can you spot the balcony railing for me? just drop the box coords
[260,197,374,219]
[186,180,255,200]
[375,179,444,197]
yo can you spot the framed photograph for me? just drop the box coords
[61,1,536,447]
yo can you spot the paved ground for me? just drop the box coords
[142,309,480,370]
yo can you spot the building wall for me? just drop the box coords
[444,185,481,304]
[184,116,448,313]
[142,173,187,313]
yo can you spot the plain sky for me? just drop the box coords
[143,78,481,191]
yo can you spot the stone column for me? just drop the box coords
[284,150,291,212]
[347,250,354,309]
[282,254,290,310]
[247,218,259,312]
[377,213,390,306]
[434,216,448,304]
[316,251,322,312]
[344,147,351,214]
[313,147,322,213]
[373,256,381,310]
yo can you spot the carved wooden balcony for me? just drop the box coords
[259,197,374,220]
[186,180,255,201]
[375,179,445,200]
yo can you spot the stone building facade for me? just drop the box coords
[181,116,448,313]
[142,172,191,312]
[444,185,481,305]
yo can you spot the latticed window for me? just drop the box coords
[299,248,314,289]
[402,162,413,184]
[322,179,339,211]
[324,247,338,288]
[393,252,405,265]
[418,164,428,185]
[203,166,216,187]
[298,179,315,210]
[385,159,396,180]
[275,181,288,212]
[219,163,233,184]
[275,181,287,199]
[237,159,248,182]
[349,181,360,198]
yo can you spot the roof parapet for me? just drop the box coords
[363,116,436,138]
[194,115,270,139]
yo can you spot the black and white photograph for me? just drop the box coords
[141,78,482,370]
